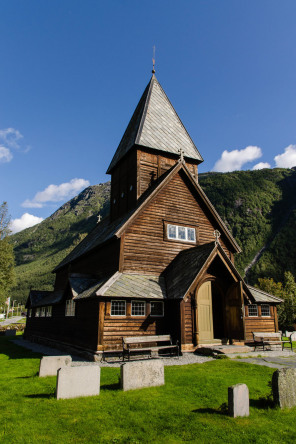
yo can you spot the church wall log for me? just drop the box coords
[122,171,232,274]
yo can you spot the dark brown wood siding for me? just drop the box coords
[122,170,232,275]
[25,298,100,351]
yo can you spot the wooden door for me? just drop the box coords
[197,281,213,342]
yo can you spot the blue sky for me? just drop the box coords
[1,1,296,232]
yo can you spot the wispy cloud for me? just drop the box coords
[252,162,271,170]
[212,145,262,172]
[274,145,296,168]
[22,178,90,208]
[0,146,13,163]
[10,213,44,234]
[0,127,26,163]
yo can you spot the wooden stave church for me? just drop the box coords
[25,74,282,357]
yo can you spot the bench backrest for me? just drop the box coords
[123,335,171,345]
[252,332,281,340]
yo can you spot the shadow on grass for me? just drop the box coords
[250,397,274,409]
[192,407,227,416]
[0,336,42,360]
[26,393,55,399]
[101,382,121,391]
[16,373,39,379]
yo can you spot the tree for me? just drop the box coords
[257,272,296,330]
[0,202,15,306]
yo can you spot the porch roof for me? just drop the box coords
[247,285,283,304]
[26,290,64,308]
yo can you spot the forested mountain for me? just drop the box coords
[10,168,296,303]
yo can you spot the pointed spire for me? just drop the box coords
[106,75,203,174]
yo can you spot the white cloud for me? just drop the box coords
[252,162,271,170]
[212,145,262,172]
[0,146,13,163]
[10,213,44,234]
[0,128,23,149]
[274,145,296,168]
[22,178,90,208]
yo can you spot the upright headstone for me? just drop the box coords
[272,368,296,408]
[290,332,296,342]
[56,366,101,399]
[39,355,72,377]
[121,359,164,391]
[228,383,249,417]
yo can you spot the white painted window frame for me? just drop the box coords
[65,300,75,317]
[131,300,146,317]
[248,304,258,317]
[46,306,52,317]
[261,304,271,317]
[167,224,196,243]
[111,300,126,317]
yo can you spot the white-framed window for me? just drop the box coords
[131,301,146,316]
[46,306,52,317]
[111,300,126,316]
[248,304,258,317]
[40,307,46,317]
[261,304,270,317]
[167,224,196,243]
[28,309,32,318]
[35,307,40,318]
[150,301,164,317]
[65,300,75,317]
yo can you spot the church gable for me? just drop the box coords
[121,166,234,275]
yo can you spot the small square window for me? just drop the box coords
[111,301,126,316]
[168,224,177,239]
[178,226,186,240]
[187,227,196,242]
[65,300,75,317]
[261,305,270,317]
[248,305,258,317]
[28,309,32,318]
[40,307,46,317]
[150,301,164,317]
[35,308,40,317]
[132,301,146,316]
[46,306,52,317]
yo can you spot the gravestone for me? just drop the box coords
[228,383,249,417]
[272,368,296,408]
[39,355,72,377]
[5,329,16,336]
[56,366,101,399]
[121,359,164,391]
[290,332,296,342]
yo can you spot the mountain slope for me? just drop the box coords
[11,168,296,302]
[11,182,110,302]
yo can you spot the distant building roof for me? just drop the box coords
[247,285,283,303]
[26,290,64,308]
[106,75,203,173]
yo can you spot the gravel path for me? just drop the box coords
[13,338,213,367]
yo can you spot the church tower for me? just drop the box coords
[106,74,204,220]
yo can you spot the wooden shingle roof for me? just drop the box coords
[106,75,203,173]
[247,285,283,304]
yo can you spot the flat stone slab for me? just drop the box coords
[228,383,249,417]
[56,366,101,399]
[39,355,72,377]
[121,359,164,391]
[272,368,296,408]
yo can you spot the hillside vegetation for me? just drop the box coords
[10,168,296,303]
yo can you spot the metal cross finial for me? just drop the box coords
[97,215,102,223]
[152,46,156,74]
[178,148,185,162]
[214,229,221,244]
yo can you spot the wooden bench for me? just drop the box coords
[122,335,179,361]
[252,332,289,351]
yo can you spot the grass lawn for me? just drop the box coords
[1,336,296,443]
